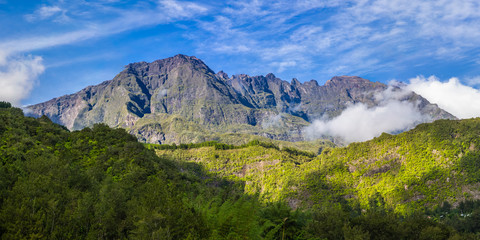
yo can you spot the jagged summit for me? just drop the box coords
[27,55,455,144]
[216,70,229,80]
[124,54,214,77]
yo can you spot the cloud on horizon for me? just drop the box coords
[304,86,425,143]
[0,0,208,105]
[406,76,480,119]
[305,75,480,144]
[0,52,45,106]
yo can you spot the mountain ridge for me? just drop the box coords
[27,54,456,144]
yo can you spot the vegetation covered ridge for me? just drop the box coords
[152,118,480,213]
[146,139,319,158]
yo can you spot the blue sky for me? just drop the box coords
[1,0,480,107]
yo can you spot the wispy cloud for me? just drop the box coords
[2,0,208,54]
[269,61,297,73]
[25,5,69,23]
[160,0,208,18]
[0,0,208,105]
[192,0,480,78]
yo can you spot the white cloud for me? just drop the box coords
[35,6,62,18]
[0,52,45,106]
[3,0,208,54]
[406,76,480,119]
[465,76,480,87]
[305,75,480,143]
[193,0,480,78]
[270,61,296,73]
[0,0,208,105]
[305,86,425,143]
[262,114,283,129]
[25,5,69,23]
[160,0,208,19]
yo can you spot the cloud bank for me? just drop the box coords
[305,92,424,143]
[406,76,480,119]
[305,75,480,143]
[0,52,45,106]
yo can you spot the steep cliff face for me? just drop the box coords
[27,54,455,144]
[30,55,249,129]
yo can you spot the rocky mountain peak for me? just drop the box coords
[161,54,203,64]
[291,78,301,86]
[124,54,213,77]
[304,79,319,87]
[265,73,276,80]
[216,70,229,80]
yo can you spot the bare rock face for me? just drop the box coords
[27,54,456,144]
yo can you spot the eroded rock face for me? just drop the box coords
[27,54,455,143]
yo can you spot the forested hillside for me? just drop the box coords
[1,102,480,239]
[154,118,480,214]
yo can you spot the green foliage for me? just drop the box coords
[259,202,307,239]
[0,107,207,239]
[2,107,480,239]
[153,117,480,213]
[0,101,11,108]
[149,140,317,159]
[148,139,279,151]
[294,118,480,214]
[458,151,480,183]
[147,140,239,150]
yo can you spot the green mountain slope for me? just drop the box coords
[153,118,480,214]
[307,118,480,212]
[2,103,480,239]
[0,103,212,239]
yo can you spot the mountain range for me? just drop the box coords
[27,54,455,144]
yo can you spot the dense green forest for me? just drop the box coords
[153,118,480,214]
[1,102,480,239]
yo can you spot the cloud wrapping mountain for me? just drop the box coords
[305,86,426,143]
[406,76,480,119]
